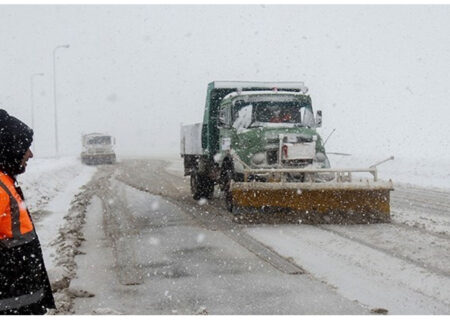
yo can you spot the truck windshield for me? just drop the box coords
[87,136,111,145]
[254,101,302,124]
[232,96,314,128]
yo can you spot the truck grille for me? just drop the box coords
[266,152,314,166]
[284,159,313,167]
[267,150,278,165]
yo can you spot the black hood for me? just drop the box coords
[0,109,33,177]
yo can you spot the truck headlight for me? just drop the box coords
[251,152,266,165]
[315,152,327,162]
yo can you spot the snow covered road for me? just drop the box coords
[72,181,366,314]
[18,156,450,314]
[68,157,450,315]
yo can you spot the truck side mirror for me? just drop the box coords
[315,110,322,127]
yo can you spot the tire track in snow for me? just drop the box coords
[247,224,450,314]
[317,224,450,278]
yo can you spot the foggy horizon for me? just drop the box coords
[1,5,449,162]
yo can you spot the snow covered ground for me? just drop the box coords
[17,157,97,274]
[12,153,450,314]
[18,154,450,271]
[164,154,450,314]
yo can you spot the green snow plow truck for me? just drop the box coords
[180,81,393,224]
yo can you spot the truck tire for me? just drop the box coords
[221,162,235,212]
[190,170,214,200]
[190,172,201,200]
[223,170,234,212]
[204,177,214,200]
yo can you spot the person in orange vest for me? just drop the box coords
[0,109,55,314]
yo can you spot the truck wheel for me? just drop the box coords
[191,172,202,200]
[223,170,234,213]
[191,171,215,201]
[203,177,214,200]
[225,189,233,212]
[220,160,235,212]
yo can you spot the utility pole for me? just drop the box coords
[52,44,70,156]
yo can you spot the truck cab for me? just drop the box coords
[216,90,330,179]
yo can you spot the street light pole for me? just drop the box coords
[53,44,70,157]
[30,72,44,131]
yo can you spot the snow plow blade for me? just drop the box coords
[229,168,393,224]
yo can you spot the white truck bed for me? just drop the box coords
[180,123,203,155]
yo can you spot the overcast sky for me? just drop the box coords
[1,5,449,162]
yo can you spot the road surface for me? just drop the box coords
[66,158,450,315]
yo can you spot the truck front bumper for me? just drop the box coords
[81,153,116,164]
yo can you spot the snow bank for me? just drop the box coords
[17,157,96,268]
[18,157,86,213]
[14,157,97,314]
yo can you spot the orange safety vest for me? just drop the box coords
[0,172,36,248]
